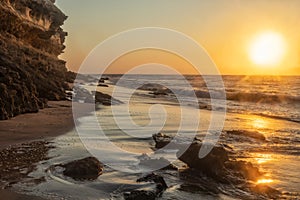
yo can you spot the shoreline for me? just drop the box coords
[0,101,75,199]
[0,101,74,150]
[0,100,94,150]
[0,100,94,199]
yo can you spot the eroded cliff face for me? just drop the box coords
[0,0,71,120]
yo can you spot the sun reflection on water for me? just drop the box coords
[252,118,268,129]
[256,179,274,184]
[254,153,273,164]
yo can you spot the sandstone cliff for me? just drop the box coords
[0,0,71,120]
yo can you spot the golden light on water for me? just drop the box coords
[252,118,267,129]
[256,179,274,184]
[255,154,273,164]
[249,31,287,67]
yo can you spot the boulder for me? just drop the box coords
[177,142,229,178]
[152,133,172,149]
[61,157,103,180]
[124,173,168,200]
[94,91,123,105]
[138,154,178,171]
[152,133,263,182]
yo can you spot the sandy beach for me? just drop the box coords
[0,101,77,199]
[0,189,45,200]
[0,101,74,150]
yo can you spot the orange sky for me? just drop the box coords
[56,0,300,75]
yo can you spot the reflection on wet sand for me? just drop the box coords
[0,141,53,189]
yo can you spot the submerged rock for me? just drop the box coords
[152,133,172,149]
[94,91,123,106]
[124,173,168,200]
[97,84,109,87]
[138,154,178,171]
[61,157,103,180]
[226,130,266,141]
[225,160,262,181]
[149,91,168,96]
[177,142,229,179]
[177,142,264,182]
[252,184,281,199]
[151,133,280,199]
[152,133,263,182]
[124,190,156,200]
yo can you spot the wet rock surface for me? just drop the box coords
[177,142,231,180]
[152,133,172,149]
[0,0,71,120]
[138,153,178,171]
[151,133,281,199]
[94,91,123,106]
[226,130,266,141]
[60,157,104,180]
[0,141,53,189]
[124,173,168,200]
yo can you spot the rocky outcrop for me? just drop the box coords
[124,173,168,200]
[226,130,266,141]
[61,157,104,180]
[152,133,263,182]
[94,91,123,105]
[151,133,281,199]
[152,133,172,149]
[0,0,70,120]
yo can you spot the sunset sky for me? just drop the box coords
[56,0,300,75]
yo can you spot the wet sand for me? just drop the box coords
[0,100,92,199]
[0,101,93,150]
[0,101,73,149]
[0,190,45,200]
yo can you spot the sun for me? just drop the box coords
[249,32,286,67]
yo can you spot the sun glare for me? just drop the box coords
[256,179,274,184]
[249,32,286,67]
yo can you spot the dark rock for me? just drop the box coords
[152,133,263,183]
[101,77,109,81]
[198,102,212,110]
[138,83,171,93]
[149,91,168,96]
[225,160,262,181]
[177,142,264,182]
[65,71,77,83]
[177,143,229,179]
[124,190,156,200]
[137,173,168,191]
[124,173,167,200]
[97,84,109,87]
[94,91,123,106]
[0,0,70,120]
[138,154,178,171]
[226,130,266,141]
[61,157,103,180]
[152,133,172,149]
[252,185,281,199]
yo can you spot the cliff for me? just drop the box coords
[0,0,71,120]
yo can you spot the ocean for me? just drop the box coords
[11,75,300,199]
